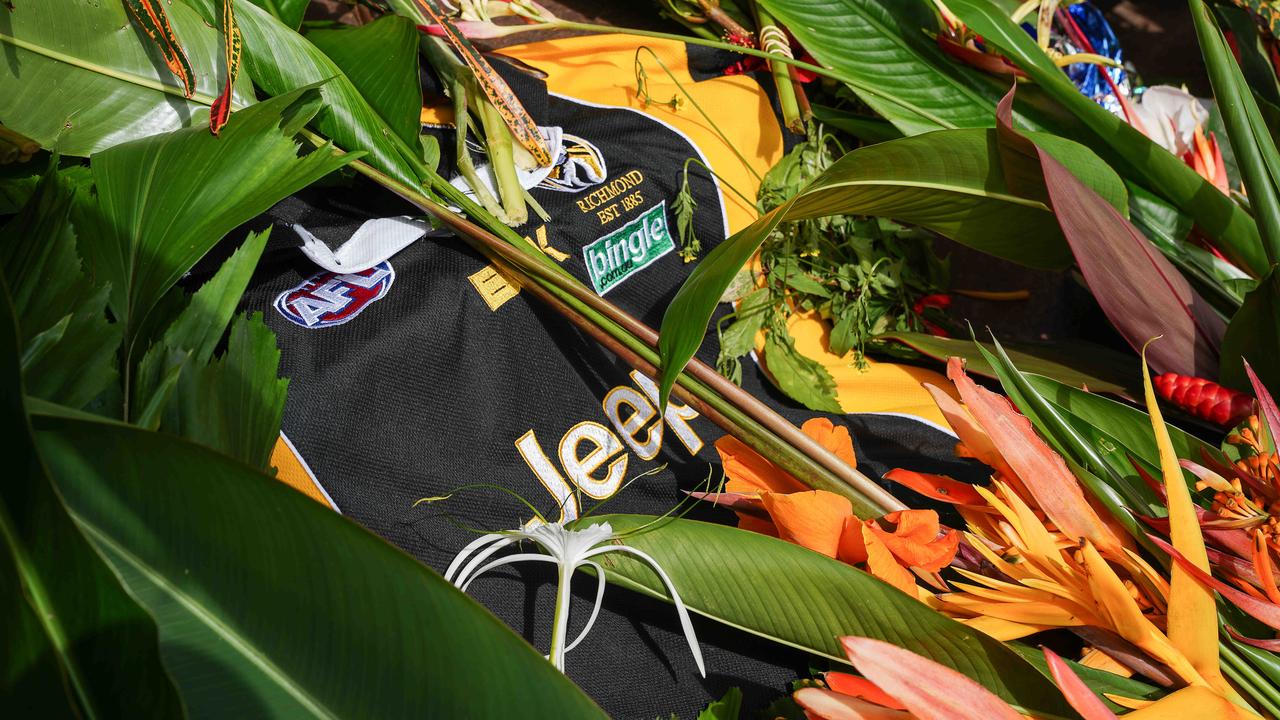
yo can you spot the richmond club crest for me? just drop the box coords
[274,262,395,329]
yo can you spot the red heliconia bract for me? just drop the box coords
[1153,373,1254,427]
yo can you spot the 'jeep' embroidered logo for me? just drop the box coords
[275,262,394,329]
[582,201,674,295]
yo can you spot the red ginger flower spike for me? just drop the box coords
[1154,373,1255,427]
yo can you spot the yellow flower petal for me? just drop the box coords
[1142,349,1224,691]
[1124,685,1263,719]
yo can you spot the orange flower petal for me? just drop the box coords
[863,525,919,597]
[794,688,912,720]
[714,434,808,495]
[868,510,959,572]
[924,382,1019,483]
[761,490,852,558]
[838,515,869,565]
[825,672,908,710]
[802,417,858,468]
[946,358,1127,557]
[884,468,985,505]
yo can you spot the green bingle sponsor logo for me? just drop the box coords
[582,200,675,295]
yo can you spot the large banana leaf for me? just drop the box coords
[0,0,253,155]
[758,0,1016,134]
[306,15,422,150]
[72,86,348,412]
[946,0,1267,277]
[0,273,181,717]
[248,0,310,29]
[181,0,430,190]
[32,411,607,719]
[657,126,1124,405]
[585,515,1077,719]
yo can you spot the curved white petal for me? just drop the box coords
[563,561,608,654]
[452,536,517,588]
[459,553,557,593]
[585,545,706,678]
[445,533,508,582]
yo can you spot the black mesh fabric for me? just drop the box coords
[227,45,988,719]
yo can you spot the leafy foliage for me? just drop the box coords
[586,514,1076,719]
[0,269,181,718]
[0,163,118,409]
[0,0,252,155]
[659,123,1125,407]
[32,410,608,719]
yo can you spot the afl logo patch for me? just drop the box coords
[274,262,394,329]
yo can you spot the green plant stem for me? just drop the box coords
[476,98,528,225]
[1189,0,1280,267]
[753,3,804,134]
[1220,642,1280,716]
[548,562,574,670]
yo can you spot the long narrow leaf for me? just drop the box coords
[32,411,607,718]
[1190,0,1280,264]
[995,87,1225,378]
[946,0,1266,276]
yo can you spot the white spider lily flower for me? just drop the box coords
[445,520,706,676]
[1130,85,1210,157]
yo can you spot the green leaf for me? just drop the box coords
[946,0,1267,277]
[1221,268,1280,391]
[306,16,422,150]
[134,230,285,467]
[585,515,1076,719]
[878,332,1141,400]
[247,0,309,29]
[763,323,843,413]
[32,414,608,719]
[1128,183,1249,315]
[1189,0,1280,268]
[0,0,253,155]
[182,0,429,191]
[1007,643,1164,711]
[757,0,1020,134]
[0,163,119,409]
[697,687,743,720]
[810,104,904,145]
[165,312,288,469]
[658,126,1122,406]
[0,263,181,716]
[73,86,349,415]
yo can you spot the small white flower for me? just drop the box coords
[446,519,706,676]
[1130,85,1210,156]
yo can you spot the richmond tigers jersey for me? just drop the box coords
[229,35,987,718]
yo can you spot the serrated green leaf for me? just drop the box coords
[0,164,119,409]
[72,87,349,423]
[764,323,842,413]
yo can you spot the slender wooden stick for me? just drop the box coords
[332,152,903,515]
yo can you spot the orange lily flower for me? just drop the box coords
[711,418,959,597]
